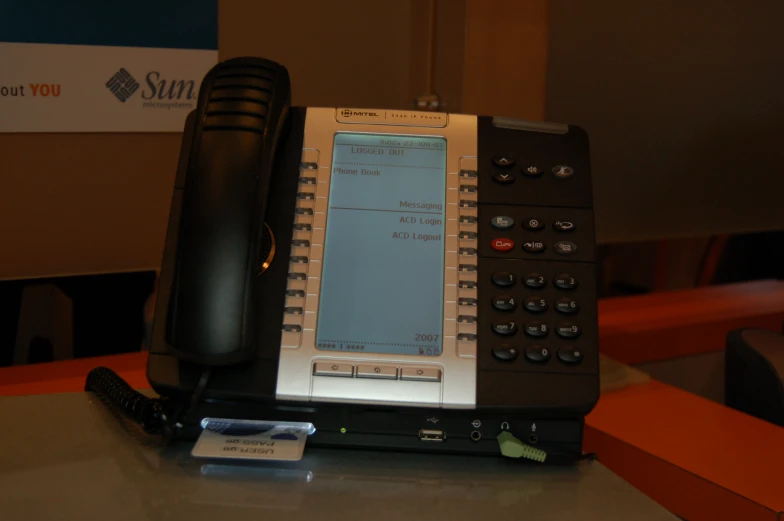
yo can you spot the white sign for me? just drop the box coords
[0,42,216,133]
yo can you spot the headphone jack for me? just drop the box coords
[470,431,482,442]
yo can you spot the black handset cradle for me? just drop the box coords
[144,56,600,461]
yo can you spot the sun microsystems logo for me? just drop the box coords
[105,68,140,102]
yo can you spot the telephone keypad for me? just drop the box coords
[523,273,547,289]
[557,347,583,364]
[491,295,516,312]
[492,320,518,336]
[492,344,519,361]
[554,273,578,290]
[524,321,549,338]
[556,322,581,339]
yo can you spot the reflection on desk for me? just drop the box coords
[0,393,677,521]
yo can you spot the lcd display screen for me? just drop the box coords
[316,133,447,356]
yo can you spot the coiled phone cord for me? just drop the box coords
[85,366,168,435]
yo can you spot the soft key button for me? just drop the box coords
[356,365,398,380]
[313,362,353,377]
[400,367,442,382]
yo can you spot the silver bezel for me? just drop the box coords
[276,108,478,409]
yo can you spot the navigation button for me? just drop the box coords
[525,345,551,363]
[313,363,354,378]
[491,238,514,252]
[523,241,546,253]
[552,165,574,180]
[492,154,515,167]
[492,271,516,288]
[554,220,576,232]
[523,165,544,177]
[356,364,398,380]
[492,295,516,311]
[490,216,514,230]
[558,346,583,364]
[524,273,547,289]
[554,241,578,255]
[492,344,519,361]
[400,367,442,382]
[493,171,515,184]
[492,320,518,336]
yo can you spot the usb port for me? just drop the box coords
[419,429,445,442]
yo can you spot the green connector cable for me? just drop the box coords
[496,431,547,463]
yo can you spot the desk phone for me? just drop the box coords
[143,57,599,460]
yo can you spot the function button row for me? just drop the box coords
[492,344,584,365]
[487,238,578,255]
[490,215,576,233]
[313,363,443,382]
[488,316,581,339]
[493,272,579,291]
[492,344,583,364]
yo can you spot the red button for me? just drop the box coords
[491,238,514,252]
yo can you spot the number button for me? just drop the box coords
[556,322,581,339]
[492,344,519,361]
[524,345,551,363]
[555,297,579,314]
[524,273,547,289]
[524,296,548,313]
[492,271,516,288]
[492,320,518,336]
[492,295,516,311]
[554,273,578,290]
[524,321,549,338]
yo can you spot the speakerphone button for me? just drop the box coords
[522,165,544,177]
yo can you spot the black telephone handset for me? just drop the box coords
[167,58,291,366]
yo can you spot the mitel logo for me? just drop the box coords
[105,68,139,102]
[340,109,379,117]
[105,68,198,109]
